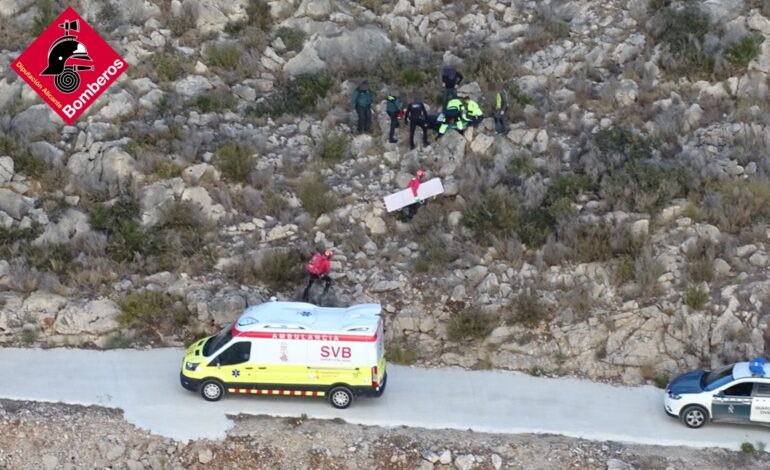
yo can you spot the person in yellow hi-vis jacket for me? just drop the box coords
[494,83,508,134]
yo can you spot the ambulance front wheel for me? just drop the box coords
[329,386,354,409]
[201,379,225,402]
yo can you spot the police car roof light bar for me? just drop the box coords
[749,357,767,376]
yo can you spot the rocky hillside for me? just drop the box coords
[1,400,768,469]
[1,0,770,385]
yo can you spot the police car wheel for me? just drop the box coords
[681,405,708,428]
[329,386,354,409]
[201,380,225,402]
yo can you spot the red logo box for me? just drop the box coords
[11,6,129,124]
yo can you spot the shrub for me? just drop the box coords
[168,1,197,36]
[653,374,669,389]
[653,5,714,77]
[506,155,535,179]
[246,0,273,31]
[360,0,382,13]
[564,222,613,263]
[195,89,237,113]
[515,208,556,248]
[602,160,684,214]
[464,191,519,242]
[317,132,350,163]
[89,198,141,234]
[295,174,336,218]
[214,141,255,183]
[702,177,770,232]
[386,339,418,365]
[543,174,593,207]
[23,243,73,276]
[21,328,38,344]
[152,160,183,179]
[634,246,663,295]
[96,2,122,30]
[118,290,189,330]
[508,289,548,326]
[149,50,185,82]
[251,249,306,291]
[687,258,714,284]
[0,136,46,178]
[726,35,763,70]
[249,72,334,118]
[447,308,497,342]
[276,26,306,53]
[684,285,709,310]
[614,255,636,285]
[104,332,132,349]
[108,220,159,263]
[741,442,756,454]
[204,43,242,69]
[594,126,653,170]
[33,0,56,36]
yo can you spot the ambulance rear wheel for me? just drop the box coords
[329,386,354,409]
[201,380,225,402]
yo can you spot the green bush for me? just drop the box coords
[248,72,334,118]
[386,339,419,365]
[32,0,56,36]
[104,332,132,349]
[544,174,593,207]
[107,220,159,263]
[594,126,653,167]
[0,136,46,178]
[89,198,140,234]
[726,35,763,70]
[508,290,548,327]
[276,26,306,53]
[703,177,770,232]
[506,155,535,178]
[23,243,73,275]
[296,174,337,218]
[654,5,714,77]
[118,290,189,330]
[447,308,497,342]
[602,160,684,214]
[654,374,669,389]
[317,132,350,163]
[254,249,306,291]
[246,0,273,31]
[515,208,556,248]
[195,89,237,113]
[21,328,38,344]
[687,258,714,283]
[149,50,184,82]
[152,160,183,179]
[214,141,255,183]
[741,442,756,454]
[464,191,519,242]
[204,43,242,69]
[684,285,709,310]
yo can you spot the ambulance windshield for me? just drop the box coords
[203,323,233,356]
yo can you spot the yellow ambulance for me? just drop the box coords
[180,300,387,409]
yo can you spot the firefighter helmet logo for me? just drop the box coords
[11,6,128,124]
[40,20,93,94]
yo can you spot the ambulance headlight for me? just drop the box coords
[185,362,199,371]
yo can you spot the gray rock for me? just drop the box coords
[0,0,34,17]
[140,178,184,226]
[750,252,769,267]
[296,0,331,19]
[125,460,145,470]
[174,75,214,98]
[194,0,248,33]
[0,156,13,183]
[54,299,121,335]
[364,213,387,235]
[371,280,401,292]
[615,79,638,106]
[41,454,58,470]
[454,454,475,470]
[432,131,466,177]
[208,293,246,326]
[34,209,91,245]
[67,147,138,197]
[491,454,503,470]
[313,27,392,72]
[182,163,220,186]
[22,291,68,327]
[198,448,214,464]
[97,89,135,120]
[418,461,435,470]
[97,437,126,461]
[284,46,327,76]
[607,458,634,470]
[439,450,452,465]
[0,189,34,219]
[28,141,64,167]
[181,186,227,223]
[10,104,59,139]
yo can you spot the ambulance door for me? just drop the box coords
[750,383,770,424]
[254,338,308,386]
[208,341,253,386]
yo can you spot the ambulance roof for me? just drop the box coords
[233,301,382,336]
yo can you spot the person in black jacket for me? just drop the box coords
[441,65,464,109]
[404,94,430,150]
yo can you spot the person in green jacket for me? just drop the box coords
[351,80,374,134]
[385,93,402,143]
[462,96,484,127]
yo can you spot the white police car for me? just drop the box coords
[664,358,770,428]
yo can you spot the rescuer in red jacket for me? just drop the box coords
[403,170,425,220]
[302,249,334,302]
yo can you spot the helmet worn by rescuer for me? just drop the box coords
[416,170,425,178]
[324,249,334,258]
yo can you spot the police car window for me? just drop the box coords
[723,382,754,397]
[216,342,251,366]
[755,383,770,397]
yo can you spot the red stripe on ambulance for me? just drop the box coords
[232,327,378,342]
